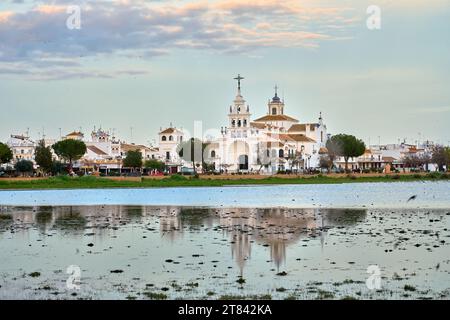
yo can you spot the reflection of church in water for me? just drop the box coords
[2,205,366,274]
[157,206,329,274]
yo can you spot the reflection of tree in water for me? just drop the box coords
[319,208,367,226]
[52,207,87,234]
[158,207,216,241]
[0,211,13,229]
[179,208,211,229]
[1,206,41,234]
[1,205,153,237]
[158,206,183,242]
[123,206,143,222]
[35,206,53,233]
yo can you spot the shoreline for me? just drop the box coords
[0,172,448,191]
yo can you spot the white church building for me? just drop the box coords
[158,75,329,174]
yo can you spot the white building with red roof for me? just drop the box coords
[205,75,328,173]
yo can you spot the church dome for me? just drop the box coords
[271,85,281,103]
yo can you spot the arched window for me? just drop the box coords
[211,150,216,158]
[237,106,241,113]
[272,108,277,115]
[279,149,284,158]
[243,119,247,127]
[266,149,270,157]
[162,136,167,141]
[232,119,236,127]
[169,135,173,141]
[237,119,241,127]
[238,155,249,170]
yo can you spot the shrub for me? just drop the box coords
[15,159,34,175]
[168,174,187,181]
[427,172,440,179]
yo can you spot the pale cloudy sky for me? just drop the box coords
[0,0,449,145]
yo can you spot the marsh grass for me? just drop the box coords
[0,173,448,190]
[142,291,168,300]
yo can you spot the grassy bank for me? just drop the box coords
[0,172,448,190]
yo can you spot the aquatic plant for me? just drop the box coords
[143,292,168,300]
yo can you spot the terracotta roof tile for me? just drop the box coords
[288,123,319,132]
[265,133,316,143]
[87,145,108,156]
[253,114,299,122]
[66,131,84,136]
[160,128,176,134]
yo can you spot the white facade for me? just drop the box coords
[204,77,328,173]
[7,135,36,164]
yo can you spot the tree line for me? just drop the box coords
[1,134,450,176]
[0,138,167,176]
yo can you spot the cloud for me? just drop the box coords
[0,60,151,80]
[0,0,359,79]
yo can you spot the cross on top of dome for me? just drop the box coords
[272,84,281,102]
[234,74,244,91]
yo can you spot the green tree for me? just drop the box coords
[419,152,431,172]
[123,150,143,170]
[35,140,53,174]
[0,142,13,165]
[319,155,333,173]
[15,159,34,176]
[177,138,209,173]
[287,151,301,173]
[51,161,66,176]
[446,147,450,170]
[324,141,339,172]
[327,134,366,172]
[144,159,165,171]
[52,139,87,172]
[403,154,420,170]
[431,145,450,171]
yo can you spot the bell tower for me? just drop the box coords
[267,85,284,115]
[227,74,251,138]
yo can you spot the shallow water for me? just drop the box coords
[1,181,449,208]
[0,205,449,300]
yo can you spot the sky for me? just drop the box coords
[0,0,449,146]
